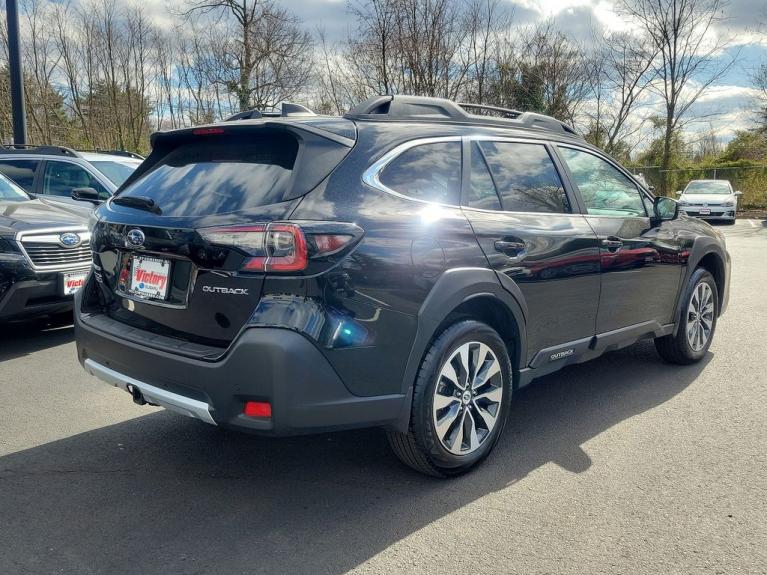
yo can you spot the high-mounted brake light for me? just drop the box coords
[192,127,225,135]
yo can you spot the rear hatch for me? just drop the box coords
[86,121,355,348]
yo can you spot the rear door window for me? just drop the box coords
[378,141,462,205]
[478,142,570,213]
[42,160,110,199]
[0,159,39,192]
[118,133,299,216]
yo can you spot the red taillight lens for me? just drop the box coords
[243,401,271,418]
[264,224,308,272]
[199,223,308,272]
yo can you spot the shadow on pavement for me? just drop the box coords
[0,314,74,362]
[0,341,709,574]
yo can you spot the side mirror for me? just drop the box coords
[653,196,678,223]
[71,187,102,203]
[734,191,743,196]
[675,190,683,196]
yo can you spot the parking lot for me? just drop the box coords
[0,219,765,575]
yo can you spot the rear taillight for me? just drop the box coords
[199,223,355,273]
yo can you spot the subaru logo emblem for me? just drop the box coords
[59,232,81,248]
[126,228,145,247]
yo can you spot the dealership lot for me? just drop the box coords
[1,220,765,574]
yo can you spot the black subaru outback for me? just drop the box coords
[75,96,730,476]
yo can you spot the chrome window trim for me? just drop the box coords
[15,226,93,272]
[362,134,579,216]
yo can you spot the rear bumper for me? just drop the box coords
[75,310,406,435]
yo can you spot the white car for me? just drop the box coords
[677,179,741,223]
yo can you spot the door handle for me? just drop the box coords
[494,239,526,256]
[601,238,623,251]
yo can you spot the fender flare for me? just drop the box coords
[390,268,528,432]
[672,236,728,335]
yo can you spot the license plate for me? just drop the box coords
[62,271,87,295]
[129,256,171,300]
[699,208,711,215]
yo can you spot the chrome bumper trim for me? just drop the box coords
[83,358,217,425]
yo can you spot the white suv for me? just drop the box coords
[0,145,142,207]
[677,179,741,223]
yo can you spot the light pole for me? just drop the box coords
[6,0,27,146]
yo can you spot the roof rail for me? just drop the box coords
[88,149,145,160]
[0,144,80,157]
[457,102,523,119]
[344,95,581,138]
[225,102,317,122]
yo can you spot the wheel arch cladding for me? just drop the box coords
[671,238,727,338]
[686,236,727,315]
[696,252,725,314]
[400,268,527,396]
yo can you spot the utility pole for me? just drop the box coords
[6,0,27,146]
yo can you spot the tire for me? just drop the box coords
[655,268,718,365]
[387,320,512,477]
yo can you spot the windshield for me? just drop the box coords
[91,160,142,186]
[684,181,731,195]
[0,173,29,201]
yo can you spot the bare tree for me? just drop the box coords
[623,0,733,193]
[586,30,657,158]
[753,62,767,127]
[501,21,591,123]
[182,0,313,112]
[462,0,511,104]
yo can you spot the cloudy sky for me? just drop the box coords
[58,0,767,147]
[240,0,765,147]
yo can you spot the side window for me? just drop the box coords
[0,159,39,192]
[379,141,461,204]
[464,142,502,211]
[42,161,110,199]
[559,147,646,217]
[478,141,570,213]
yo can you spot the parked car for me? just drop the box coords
[677,179,741,223]
[0,171,91,322]
[0,145,142,207]
[74,95,730,477]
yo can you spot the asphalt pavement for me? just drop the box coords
[1,219,765,575]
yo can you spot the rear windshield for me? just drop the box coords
[117,134,298,216]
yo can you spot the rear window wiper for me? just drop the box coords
[112,195,161,214]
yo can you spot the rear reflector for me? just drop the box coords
[311,234,353,255]
[244,401,272,418]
